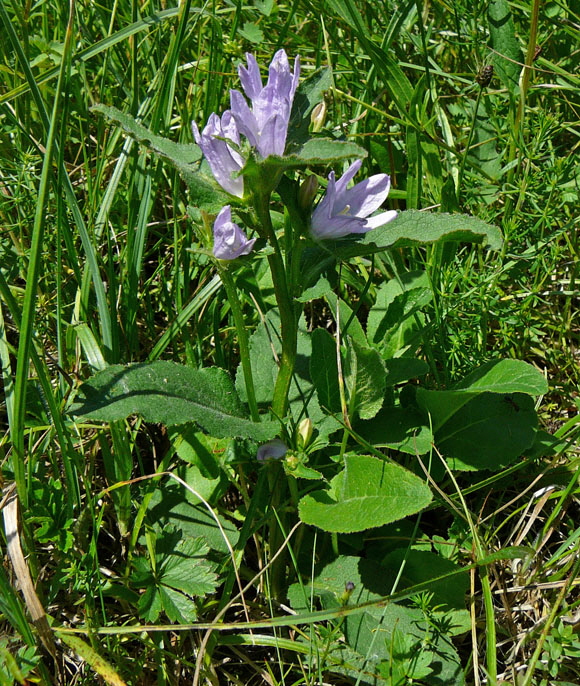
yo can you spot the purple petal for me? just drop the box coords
[213,206,256,260]
[334,160,363,197]
[230,51,300,159]
[342,174,391,218]
[257,114,287,157]
[311,213,368,239]
[364,210,398,230]
[310,161,394,240]
[238,53,263,101]
[230,89,259,149]
[192,112,244,197]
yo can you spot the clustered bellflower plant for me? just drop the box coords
[191,49,397,428]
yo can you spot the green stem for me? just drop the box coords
[504,0,541,219]
[457,85,484,205]
[253,192,297,418]
[217,263,259,423]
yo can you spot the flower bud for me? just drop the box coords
[298,175,318,212]
[296,418,313,450]
[310,101,327,133]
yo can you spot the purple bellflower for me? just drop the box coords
[213,206,256,260]
[192,111,244,198]
[230,49,300,158]
[310,160,397,240]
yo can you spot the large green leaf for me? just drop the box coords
[417,359,548,430]
[289,553,465,686]
[327,210,502,259]
[416,359,547,470]
[298,454,432,533]
[71,361,277,441]
[438,392,538,471]
[357,405,433,456]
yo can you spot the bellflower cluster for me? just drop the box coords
[212,206,256,260]
[193,50,300,198]
[193,51,396,260]
[310,160,397,240]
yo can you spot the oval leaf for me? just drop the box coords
[298,454,432,533]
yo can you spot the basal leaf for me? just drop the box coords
[454,359,548,394]
[358,405,433,455]
[71,361,277,441]
[298,454,432,533]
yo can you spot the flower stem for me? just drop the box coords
[216,262,259,422]
[253,191,297,418]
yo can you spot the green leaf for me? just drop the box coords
[146,486,239,554]
[344,339,386,420]
[327,210,503,259]
[92,104,200,177]
[298,454,432,533]
[92,104,226,212]
[381,549,469,611]
[358,405,433,455]
[270,138,367,170]
[488,0,521,92]
[296,276,333,303]
[438,392,538,471]
[310,328,341,414]
[133,530,218,623]
[235,311,341,439]
[366,271,432,357]
[384,357,429,386]
[237,21,264,44]
[290,554,465,686]
[455,358,548,394]
[71,361,277,441]
[417,359,548,430]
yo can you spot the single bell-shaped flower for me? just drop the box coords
[310,160,397,239]
[230,49,300,158]
[192,111,244,197]
[213,206,256,260]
